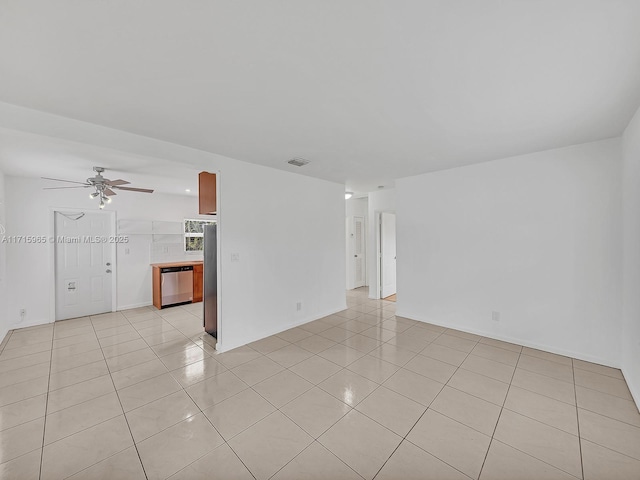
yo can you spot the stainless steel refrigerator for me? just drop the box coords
[203,224,217,337]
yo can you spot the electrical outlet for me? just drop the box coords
[492,311,500,322]
[296,302,302,311]
[231,253,240,262]
[125,248,130,255]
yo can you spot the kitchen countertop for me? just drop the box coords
[150,261,203,268]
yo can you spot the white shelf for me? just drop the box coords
[118,219,184,237]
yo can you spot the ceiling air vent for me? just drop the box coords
[287,158,310,167]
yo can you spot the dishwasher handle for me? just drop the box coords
[160,265,194,274]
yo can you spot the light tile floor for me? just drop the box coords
[0,288,639,479]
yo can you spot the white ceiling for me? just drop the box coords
[0,128,200,197]
[1,1,639,193]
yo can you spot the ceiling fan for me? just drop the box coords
[42,166,154,209]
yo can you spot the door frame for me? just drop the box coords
[379,212,397,299]
[346,214,367,290]
[212,170,223,351]
[48,207,118,322]
[371,210,396,300]
[371,211,382,300]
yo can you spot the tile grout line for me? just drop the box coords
[257,301,394,480]
[94,307,224,479]
[166,340,259,479]
[572,358,586,480]
[0,329,13,356]
[266,306,466,479]
[18,304,380,471]
[484,438,584,480]
[106,308,215,472]
[41,314,140,475]
[38,323,55,480]
[482,354,586,479]
[144,307,261,479]
[209,300,391,479]
[10,295,637,479]
[268,300,584,475]
[476,346,522,480]
[570,402,640,430]
[266,439,365,480]
[333,294,638,478]
[370,333,478,480]
[92,312,151,480]
[166,383,257,480]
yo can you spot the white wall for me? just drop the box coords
[396,139,623,366]
[622,105,640,404]
[367,189,396,298]
[345,197,368,290]
[0,103,346,351]
[217,161,345,351]
[0,169,7,342]
[346,197,368,219]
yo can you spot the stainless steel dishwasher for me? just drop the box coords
[160,265,194,308]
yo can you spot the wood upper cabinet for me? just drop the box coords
[193,264,203,302]
[199,172,217,214]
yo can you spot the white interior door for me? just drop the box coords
[55,211,113,320]
[380,212,396,298]
[353,215,366,288]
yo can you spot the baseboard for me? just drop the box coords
[396,308,620,369]
[117,301,153,311]
[9,318,52,332]
[215,304,347,353]
[622,368,640,411]
[0,327,10,352]
[1,318,53,351]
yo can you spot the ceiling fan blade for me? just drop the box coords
[42,177,90,186]
[106,179,130,186]
[113,186,154,193]
[43,186,92,190]
[103,188,117,196]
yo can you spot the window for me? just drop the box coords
[184,218,216,252]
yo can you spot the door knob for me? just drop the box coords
[106,269,112,273]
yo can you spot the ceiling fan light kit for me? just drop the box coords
[42,166,154,209]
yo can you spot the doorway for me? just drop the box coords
[54,210,115,320]
[380,212,396,300]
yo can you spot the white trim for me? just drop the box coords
[370,211,382,300]
[397,308,621,368]
[215,170,223,350]
[117,301,154,311]
[623,370,640,411]
[347,214,367,290]
[49,207,117,322]
[214,305,346,353]
[344,215,354,290]
[10,318,52,330]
